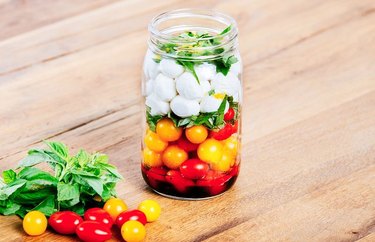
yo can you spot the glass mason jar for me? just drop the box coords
[141,9,242,200]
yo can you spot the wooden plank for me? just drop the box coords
[0,0,119,41]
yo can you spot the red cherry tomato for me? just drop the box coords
[147,167,167,188]
[177,135,199,152]
[76,221,111,242]
[84,208,113,229]
[48,211,83,235]
[166,170,195,193]
[224,107,235,121]
[232,121,239,134]
[180,159,209,180]
[116,209,147,228]
[197,174,232,196]
[210,123,234,140]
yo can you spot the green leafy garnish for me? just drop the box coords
[146,107,163,132]
[0,141,123,218]
[157,25,238,83]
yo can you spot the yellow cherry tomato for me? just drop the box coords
[156,118,183,142]
[144,131,168,152]
[138,200,161,222]
[185,125,208,144]
[23,211,47,236]
[103,198,128,221]
[211,151,234,172]
[197,138,223,164]
[121,220,146,242]
[143,147,163,167]
[161,145,188,169]
[222,136,238,157]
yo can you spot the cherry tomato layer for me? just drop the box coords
[224,107,235,121]
[76,221,111,242]
[156,118,183,142]
[209,123,235,141]
[180,159,209,180]
[84,208,113,229]
[177,135,199,152]
[116,209,147,228]
[49,211,83,235]
[166,170,195,193]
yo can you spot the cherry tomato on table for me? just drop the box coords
[156,118,183,142]
[48,211,83,235]
[180,159,209,180]
[116,209,147,228]
[76,221,111,242]
[84,208,113,228]
[138,199,161,222]
[23,211,47,236]
[185,125,208,144]
[103,198,128,221]
[121,220,146,242]
[224,107,235,121]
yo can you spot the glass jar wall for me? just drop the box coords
[141,9,242,199]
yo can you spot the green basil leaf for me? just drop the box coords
[31,195,56,216]
[0,202,21,216]
[146,107,163,132]
[176,60,200,84]
[45,141,69,159]
[220,25,232,35]
[215,95,228,126]
[76,149,90,167]
[2,170,16,184]
[57,183,79,202]
[0,179,27,200]
[18,151,54,168]
[81,176,103,197]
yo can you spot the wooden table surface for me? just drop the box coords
[1,0,375,241]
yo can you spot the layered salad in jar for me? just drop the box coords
[141,26,242,199]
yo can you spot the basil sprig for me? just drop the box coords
[0,141,122,218]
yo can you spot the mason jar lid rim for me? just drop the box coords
[148,8,238,43]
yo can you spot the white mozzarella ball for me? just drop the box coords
[195,63,216,82]
[230,61,242,76]
[211,72,241,97]
[159,58,184,78]
[200,79,211,96]
[200,95,229,113]
[153,73,176,101]
[143,49,159,80]
[142,79,154,97]
[145,93,170,116]
[176,72,207,100]
[170,95,200,118]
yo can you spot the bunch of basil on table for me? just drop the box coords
[0,141,123,218]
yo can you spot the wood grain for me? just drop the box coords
[0,0,374,241]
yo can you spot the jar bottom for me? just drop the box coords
[141,166,239,200]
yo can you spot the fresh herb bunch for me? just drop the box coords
[0,141,123,218]
[157,25,238,83]
[146,95,239,132]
